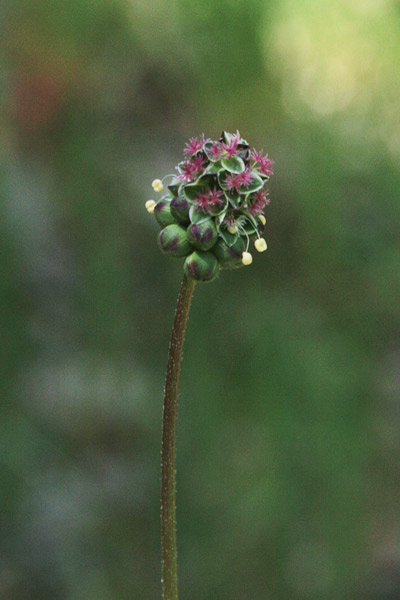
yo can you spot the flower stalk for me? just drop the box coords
[161,275,196,600]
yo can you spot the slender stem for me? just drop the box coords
[161,275,196,600]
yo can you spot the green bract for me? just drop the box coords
[148,131,274,282]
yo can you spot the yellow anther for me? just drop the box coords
[145,199,156,213]
[152,179,164,192]
[241,251,253,266]
[227,225,237,234]
[254,238,267,252]
[259,215,266,225]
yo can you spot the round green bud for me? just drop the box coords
[212,235,246,269]
[170,195,190,224]
[158,224,192,257]
[186,219,218,251]
[184,250,219,282]
[154,197,177,227]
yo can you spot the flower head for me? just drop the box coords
[148,131,274,281]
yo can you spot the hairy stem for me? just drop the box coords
[161,275,196,600]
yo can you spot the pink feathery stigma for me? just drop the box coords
[221,132,241,158]
[250,149,274,177]
[177,160,197,182]
[225,173,242,193]
[183,133,209,155]
[248,189,270,216]
[190,154,205,172]
[194,187,224,212]
[177,155,205,182]
[209,142,222,160]
[207,186,224,207]
[237,167,253,187]
[225,168,253,193]
[194,191,212,212]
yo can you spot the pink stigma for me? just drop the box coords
[250,149,274,176]
[221,132,241,158]
[248,189,270,216]
[184,134,209,155]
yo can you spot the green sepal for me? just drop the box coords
[206,161,223,174]
[207,198,228,217]
[188,204,211,225]
[221,156,245,174]
[239,174,264,194]
[213,236,245,269]
[182,176,212,203]
[168,183,180,198]
[219,228,239,247]
[223,188,241,208]
[245,213,259,231]
[215,210,227,229]
[241,218,259,236]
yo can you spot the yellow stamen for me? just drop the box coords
[241,251,253,266]
[145,199,156,213]
[254,238,267,252]
[152,179,164,192]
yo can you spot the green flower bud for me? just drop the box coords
[154,196,177,227]
[186,219,218,251]
[184,250,219,282]
[170,196,190,224]
[158,224,192,257]
[212,235,246,269]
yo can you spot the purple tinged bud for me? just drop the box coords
[184,250,219,282]
[158,224,192,257]
[154,197,177,227]
[186,220,218,251]
[170,195,190,224]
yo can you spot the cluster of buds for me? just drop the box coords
[146,131,274,282]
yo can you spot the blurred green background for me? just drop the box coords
[1,0,399,598]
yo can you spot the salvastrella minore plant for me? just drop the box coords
[146,131,274,600]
